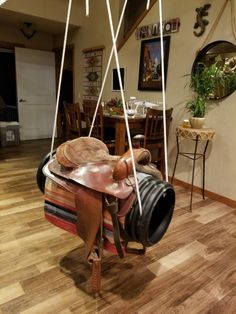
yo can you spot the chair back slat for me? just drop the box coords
[142,107,173,176]
[82,101,104,141]
[64,103,82,139]
[144,107,173,146]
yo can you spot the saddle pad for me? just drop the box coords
[44,178,126,256]
[44,178,77,234]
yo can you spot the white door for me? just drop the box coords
[15,47,56,140]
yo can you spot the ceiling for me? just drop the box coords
[0,7,79,35]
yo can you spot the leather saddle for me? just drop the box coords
[44,137,162,259]
[42,136,174,293]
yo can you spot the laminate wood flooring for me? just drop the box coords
[0,139,236,314]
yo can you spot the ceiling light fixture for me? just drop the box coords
[20,22,37,39]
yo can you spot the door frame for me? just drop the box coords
[0,41,25,50]
[54,44,75,102]
[54,44,75,140]
[0,41,25,122]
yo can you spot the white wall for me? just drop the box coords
[67,0,120,104]
[2,0,82,26]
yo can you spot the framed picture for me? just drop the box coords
[112,67,125,91]
[138,36,171,91]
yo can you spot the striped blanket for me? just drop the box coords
[44,178,124,254]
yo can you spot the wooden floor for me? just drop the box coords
[0,139,236,314]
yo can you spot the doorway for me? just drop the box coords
[0,48,18,121]
[54,45,74,140]
[0,43,74,140]
[15,47,56,140]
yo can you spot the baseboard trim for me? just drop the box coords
[171,177,236,209]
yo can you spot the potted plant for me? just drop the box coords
[186,62,221,128]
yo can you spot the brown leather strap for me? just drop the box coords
[105,197,124,259]
[75,186,102,260]
[116,219,146,256]
[118,191,136,217]
[91,258,101,294]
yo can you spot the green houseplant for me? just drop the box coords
[186,60,236,128]
[186,62,221,128]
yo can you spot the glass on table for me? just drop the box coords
[126,109,136,116]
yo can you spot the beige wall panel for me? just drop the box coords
[2,0,81,26]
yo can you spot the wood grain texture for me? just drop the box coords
[0,139,236,313]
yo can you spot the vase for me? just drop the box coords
[189,117,205,129]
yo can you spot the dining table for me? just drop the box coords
[104,113,146,155]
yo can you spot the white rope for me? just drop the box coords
[85,0,89,17]
[106,0,143,216]
[200,0,236,49]
[88,0,128,137]
[158,0,169,182]
[50,0,73,158]
[200,0,228,50]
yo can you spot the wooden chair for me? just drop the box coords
[64,102,83,140]
[133,107,173,176]
[82,101,104,140]
[82,100,115,152]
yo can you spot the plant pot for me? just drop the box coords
[189,117,205,129]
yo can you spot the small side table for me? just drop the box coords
[171,126,215,211]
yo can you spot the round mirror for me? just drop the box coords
[192,41,236,99]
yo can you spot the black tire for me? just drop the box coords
[125,176,175,247]
[36,150,56,194]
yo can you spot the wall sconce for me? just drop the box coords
[20,22,37,39]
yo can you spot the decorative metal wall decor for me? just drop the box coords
[193,4,211,37]
[135,18,180,40]
[83,47,104,101]
[20,22,37,39]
